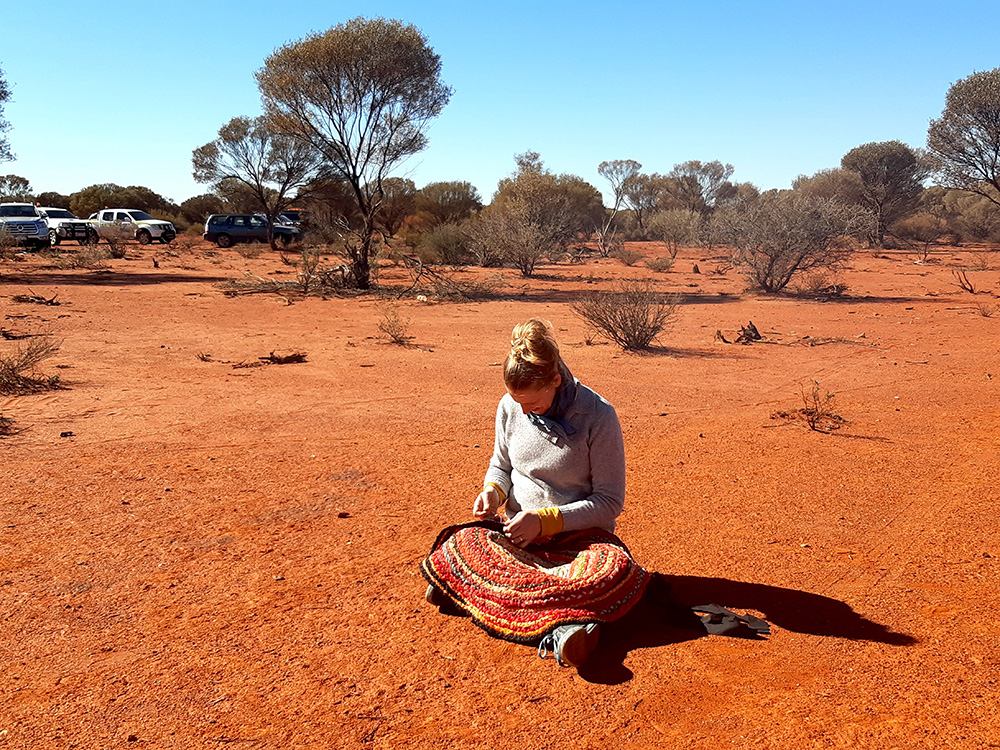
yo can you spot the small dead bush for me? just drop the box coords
[236,242,266,259]
[613,246,643,267]
[0,336,63,395]
[376,304,412,344]
[399,257,507,301]
[572,280,678,351]
[975,301,997,318]
[965,250,996,272]
[771,380,846,433]
[795,271,848,298]
[645,257,675,273]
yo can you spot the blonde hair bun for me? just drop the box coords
[505,318,561,390]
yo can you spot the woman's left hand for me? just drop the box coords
[503,511,541,549]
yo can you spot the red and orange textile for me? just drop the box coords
[421,521,650,643]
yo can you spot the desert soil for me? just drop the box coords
[1,239,998,749]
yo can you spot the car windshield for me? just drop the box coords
[0,205,38,217]
[126,210,153,221]
[44,209,76,219]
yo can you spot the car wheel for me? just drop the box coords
[82,231,99,245]
[216,234,233,248]
[279,234,292,248]
[137,229,152,245]
[49,230,60,247]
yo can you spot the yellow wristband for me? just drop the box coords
[484,482,507,504]
[535,506,564,537]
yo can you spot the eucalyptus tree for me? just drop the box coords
[927,68,1000,209]
[256,17,451,288]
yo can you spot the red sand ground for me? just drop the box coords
[2,240,998,748]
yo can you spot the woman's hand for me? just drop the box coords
[473,486,502,520]
[504,511,541,549]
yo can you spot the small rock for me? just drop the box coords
[338,511,351,518]
[60,431,74,438]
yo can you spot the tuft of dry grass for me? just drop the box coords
[0,336,63,395]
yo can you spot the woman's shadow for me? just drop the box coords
[579,574,917,685]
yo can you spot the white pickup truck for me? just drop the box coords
[87,209,177,245]
[39,207,94,246]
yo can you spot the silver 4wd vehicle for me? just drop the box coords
[39,207,95,246]
[0,203,50,250]
[88,209,176,245]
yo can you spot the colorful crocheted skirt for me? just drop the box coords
[421,521,650,643]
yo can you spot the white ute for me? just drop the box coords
[88,209,176,245]
[39,207,94,246]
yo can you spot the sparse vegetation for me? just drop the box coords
[975,301,997,318]
[645,256,675,273]
[612,244,642,267]
[377,303,412,344]
[771,380,846,433]
[0,336,62,395]
[53,246,110,269]
[572,280,678,350]
[418,223,472,265]
[715,193,871,292]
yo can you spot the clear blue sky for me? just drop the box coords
[3,0,998,207]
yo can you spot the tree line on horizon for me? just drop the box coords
[2,23,1000,291]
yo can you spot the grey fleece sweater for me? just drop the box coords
[483,381,626,533]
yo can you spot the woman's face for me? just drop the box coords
[507,374,562,415]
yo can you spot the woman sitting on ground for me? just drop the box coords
[424,318,641,669]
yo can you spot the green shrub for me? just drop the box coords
[420,223,472,265]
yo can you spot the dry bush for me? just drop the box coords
[975,301,997,318]
[0,336,63,395]
[966,250,996,272]
[55,246,110,270]
[398,257,506,301]
[0,411,14,436]
[0,229,19,261]
[795,270,848,298]
[376,303,412,344]
[419,223,472,265]
[170,234,203,253]
[716,194,872,292]
[572,280,678,350]
[892,212,948,262]
[647,209,697,258]
[235,242,267,259]
[104,235,129,259]
[612,245,643,267]
[771,380,846,433]
[645,256,675,273]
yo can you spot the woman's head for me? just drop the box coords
[504,319,563,413]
